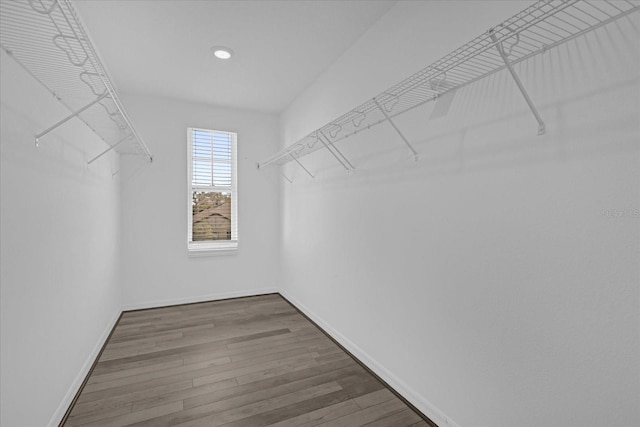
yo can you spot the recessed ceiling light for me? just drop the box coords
[212,46,234,60]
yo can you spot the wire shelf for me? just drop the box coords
[0,0,153,162]
[258,0,639,170]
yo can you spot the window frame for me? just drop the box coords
[187,127,238,255]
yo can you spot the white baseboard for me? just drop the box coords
[48,308,121,427]
[122,287,279,311]
[50,288,457,427]
[49,288,277,425]
[279,289,461,427]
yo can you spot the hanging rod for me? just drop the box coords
[258,0,639,170]
[0,0,153,162]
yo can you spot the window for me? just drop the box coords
[187,127,238,254]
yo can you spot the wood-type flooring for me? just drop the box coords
[62,294,433,427]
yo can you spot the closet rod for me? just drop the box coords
[257,0,639,173]
[0,0,153,162]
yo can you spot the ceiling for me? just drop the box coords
[74,0,396,114]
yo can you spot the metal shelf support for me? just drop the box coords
[290,154,315,179]
[1,0,153,161]
[281,172,294,184]
[257,1,639,175]
[489,29,546,135]
[88,133,132,165]
[35,93,110,146]
[373,97,419,159]
[318,131,355,171]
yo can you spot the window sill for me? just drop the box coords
[188,241,238,257]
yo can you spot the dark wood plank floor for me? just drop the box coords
[63,294,430,427]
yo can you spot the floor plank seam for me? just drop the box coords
[60,293,437,427]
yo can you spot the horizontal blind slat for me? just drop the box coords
[190,127,237,244]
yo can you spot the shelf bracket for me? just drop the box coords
[317,130,355,171]
[373,97,418,159]
[88,133,132,165]
[489,29,545,135]
[281,172,293,184]
[289,154,314,179]
[35,92,110,146]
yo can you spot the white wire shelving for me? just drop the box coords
[0,0,153,164]
[258,0,639,176]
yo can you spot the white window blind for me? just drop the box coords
[187,127,238,254]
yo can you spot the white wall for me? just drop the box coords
[2,3,638,427]
[0,49,122,426]
[119,94,281,309]
[279,3,640,427]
